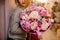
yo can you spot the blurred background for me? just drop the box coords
[0,0,60,40]
[0,0,4,40]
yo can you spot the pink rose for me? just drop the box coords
[22,21,30,32]
[40,10,47,16]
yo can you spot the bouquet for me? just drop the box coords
[20,5,54,34]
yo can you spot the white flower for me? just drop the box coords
[29,11,41,19]
[20,20,25,25]
[41,18,49,30]
[22,14,29,20]
[22,16,26,19]
[30,21,38,30]
[24,14,29,20]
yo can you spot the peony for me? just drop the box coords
[22,21,31,32]
[40,9,47,16]
[29,11,41,19]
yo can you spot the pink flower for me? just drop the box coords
[47,12,51,17]
[20,12,25,18]
[29,5,38,11]
[22,21,30,32]
[40,10,47,16]
[25,21,30,28]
